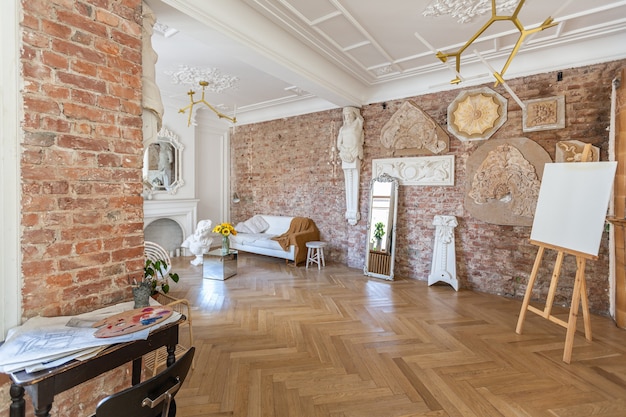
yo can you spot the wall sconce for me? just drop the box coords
[179,81,237,126]
[232,192,240,203]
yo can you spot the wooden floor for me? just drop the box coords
[167,253,626,417]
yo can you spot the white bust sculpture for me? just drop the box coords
[181,220,213,266]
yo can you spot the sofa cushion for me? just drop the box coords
[230,233,283,251]
[236,215,270,234]
[260,215,294,235]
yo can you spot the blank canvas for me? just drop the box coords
[530,162,617,256]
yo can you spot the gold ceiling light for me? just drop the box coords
[178,81,237,126]
[428,0,558,85]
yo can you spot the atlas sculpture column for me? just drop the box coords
[337,107,364,226]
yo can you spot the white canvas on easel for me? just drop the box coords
[530,162,617,256]
[518,160,617,363]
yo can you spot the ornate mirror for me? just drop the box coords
[143,126,184,196]
[364,173,399,281]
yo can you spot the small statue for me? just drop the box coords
[337,107,364,225]
[181,220,213,266]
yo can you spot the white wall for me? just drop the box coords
[1,0,22,339]
[195,108,231,225]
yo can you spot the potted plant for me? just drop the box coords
[133,258,180,308]
[373,222,385,251]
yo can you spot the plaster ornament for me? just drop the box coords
[337,107,365,225]
[423,0,519,23]
[380,101,449,156]
[447,87,507,142]
[428,215,459,291]
[556,140,600,162]
[373,155,454,186]
[465,137,551,226]
[523,96,565,132]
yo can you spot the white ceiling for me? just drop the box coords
[146,0,626,125]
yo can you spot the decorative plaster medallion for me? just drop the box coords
[164,65,239,92]
[372,155,454,186]
[556,140,600,162]
[447,87,507,142]
[465,137,551,226]
[522,96,565,132]
[423,0,519,23]
[380,101,449,156]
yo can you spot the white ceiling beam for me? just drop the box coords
[161,0,366,108]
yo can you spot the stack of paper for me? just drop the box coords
[0,300,181,374]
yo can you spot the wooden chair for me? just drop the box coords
[94,347,195,417]
[144,292,194,376]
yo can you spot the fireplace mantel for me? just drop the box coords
[144,199,199,240]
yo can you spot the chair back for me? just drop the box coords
[95,347,195,417]
[145,241,172,275]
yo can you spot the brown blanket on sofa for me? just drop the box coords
[272,217,320,266]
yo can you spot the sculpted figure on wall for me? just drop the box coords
[337,107,364,225]
[469,144,541,218]
[142,1,164,145]
[181,220,214,266]
[380,101,448,156]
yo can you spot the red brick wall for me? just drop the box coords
[232,59,626,316]
[2,0,146,415]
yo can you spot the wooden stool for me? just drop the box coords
[306,241,327,270]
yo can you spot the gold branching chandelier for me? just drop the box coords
[178,81,237,126]
[421,0,559,86]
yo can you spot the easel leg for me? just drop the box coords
[543,251,564,318]
[563,257,587,363]
[516,246,545,334]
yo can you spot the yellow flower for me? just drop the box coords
[213,222,237,237]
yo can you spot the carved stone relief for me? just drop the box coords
[555,140,600,162]
[465,137,552,226]
[372,155,454,186]
[380,101,449,156]
[447,87,507,142]
[522,96,565,132]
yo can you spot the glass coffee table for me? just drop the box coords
[203,249,238,280]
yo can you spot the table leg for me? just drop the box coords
[33,405,52,417]
[9,383,25,417]
[132,357,142,385]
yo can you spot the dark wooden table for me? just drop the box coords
[7,317,182,417]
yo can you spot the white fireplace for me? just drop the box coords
[144,199,199,253]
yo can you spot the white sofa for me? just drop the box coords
[229,215,319,265]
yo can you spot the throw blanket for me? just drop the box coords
[272,217,320,265]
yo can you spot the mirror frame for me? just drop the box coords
[364,173,399,281]
[143,126,184,197]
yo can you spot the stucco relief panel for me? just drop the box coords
[372,156,454,186]
[465,137,552,226]
[380,101,449,156]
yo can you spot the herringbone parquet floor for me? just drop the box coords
[167,253,626,417]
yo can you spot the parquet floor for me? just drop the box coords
[167,253,626,417]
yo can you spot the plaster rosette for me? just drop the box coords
[380,101,449,156]
[465,137,551,226]
[447,87,507,141]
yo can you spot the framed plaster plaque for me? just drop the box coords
[523,96,565,132]
[372,155,454,186]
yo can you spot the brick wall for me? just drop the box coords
[232,59,626,316]
[2,0,146,415]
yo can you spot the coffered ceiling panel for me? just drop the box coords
[149,0,626,124]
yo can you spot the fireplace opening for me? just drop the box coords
[144,218,184,255]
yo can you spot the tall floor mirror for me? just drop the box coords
[364,173,399,280]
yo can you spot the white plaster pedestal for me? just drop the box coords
[342,160,360,225]
[428,215,459,291]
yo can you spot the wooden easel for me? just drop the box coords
[516,144,596,363]
[515,241,595,363]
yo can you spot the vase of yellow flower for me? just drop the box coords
[213,222,237,255]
